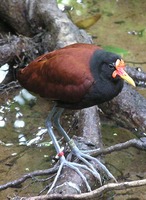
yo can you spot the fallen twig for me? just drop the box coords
[89,137,146,157]
[12,179,146,200]
[0,165,58,191]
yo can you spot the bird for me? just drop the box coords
[17,43,135,193]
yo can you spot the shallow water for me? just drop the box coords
[1,0,146,199]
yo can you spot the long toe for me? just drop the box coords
[70,143,116,183]
[65,161,92,192]
[75,153,102,184]
[80,152,117,182]
[47,155,92,193]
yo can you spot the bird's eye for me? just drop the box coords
[109,63,115,69]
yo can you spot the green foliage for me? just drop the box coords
[103,46,129,56]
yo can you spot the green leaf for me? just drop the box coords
[38,141,52,147]
[75,14,101,29]
[103,46,129,56]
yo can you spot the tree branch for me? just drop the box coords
[11,179,146,200]
[0,165,58,191]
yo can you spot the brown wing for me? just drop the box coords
[17,43,100,103]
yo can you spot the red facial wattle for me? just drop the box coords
[112,59,136,87]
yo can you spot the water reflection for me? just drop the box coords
[0,63,9,83]
[0,115,6,127]
[0,89,51,148]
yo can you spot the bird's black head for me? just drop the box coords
[86,49,136,105]
[90,49,135,87]
[90,50,121,82]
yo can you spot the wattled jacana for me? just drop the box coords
[17,43,135,192]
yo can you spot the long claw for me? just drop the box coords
[79,151,117,182]
[47,155,92,193]
[47,162,64,193]
[76,153,102,184]
[69,139,116,182]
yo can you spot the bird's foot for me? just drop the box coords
[68,139,117,183]
[47,151,102,194]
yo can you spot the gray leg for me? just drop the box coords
[46,105,93,193]
[53,107,116,182]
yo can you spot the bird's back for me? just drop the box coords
[17,43,100,105]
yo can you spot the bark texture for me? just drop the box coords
[99,84,146,136]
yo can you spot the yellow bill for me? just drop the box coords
[112,59,136,87]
